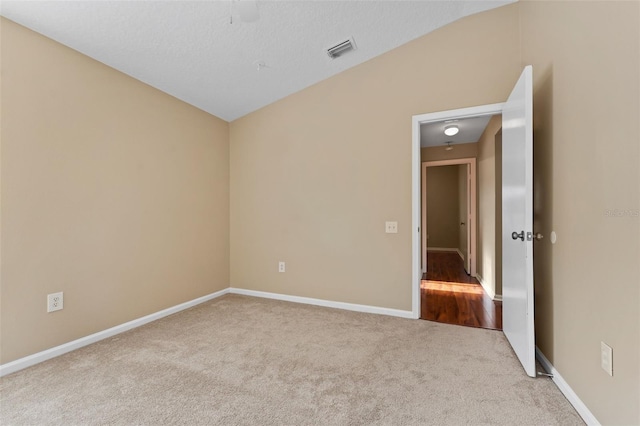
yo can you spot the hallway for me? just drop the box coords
[421,251,502,330]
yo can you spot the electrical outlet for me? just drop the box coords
[47,292,64,313]
[385,221,398,234]
[601,341,613,376]
[278,261,285,273]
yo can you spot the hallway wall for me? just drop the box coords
[425,166,460,249]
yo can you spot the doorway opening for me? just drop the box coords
[421,158,476,276]
[411,66,535,376]
[419,156,501,329]
[419,117,503,329]
[411,103,504,323]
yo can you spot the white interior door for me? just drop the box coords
[459,164,470,274]
[456,164,470,274]
[502,65,535,378]
[465,164,472,274]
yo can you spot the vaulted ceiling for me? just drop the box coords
[1,1,515,121]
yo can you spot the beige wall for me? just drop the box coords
[477,115,502,297]
[4,2,637,424]
[230,4,521,310]
[230,1,639,422]
[521,1,640,424]
[421,143,478,163]
[425,166,459,249]
[0,19,230,363]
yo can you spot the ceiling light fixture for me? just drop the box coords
[444,124,459,136]
[445,141,454,151]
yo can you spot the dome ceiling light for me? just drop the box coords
[444,124,459,136]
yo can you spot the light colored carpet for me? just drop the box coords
[1,294,583,425]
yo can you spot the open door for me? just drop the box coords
[464,164,472,274]
[459,164,471,274]
[502,66,535,377]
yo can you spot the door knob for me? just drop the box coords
[511,231,525,241]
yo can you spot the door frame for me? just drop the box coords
[411,103,504,319]
[421,158,476,277]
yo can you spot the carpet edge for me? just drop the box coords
[0,288,231,377]
[536,346,600,426]
[229,287,414,319]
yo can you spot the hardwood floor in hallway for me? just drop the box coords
[421,251,502,330]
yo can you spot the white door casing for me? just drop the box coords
[501,65,535,377]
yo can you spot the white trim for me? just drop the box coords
[412,113,422,319]
[422,159,476,167]
[456,248,464,262]
[426,247,460,252]
[230,288,414,319]
[421,154,427,275]
[0,288,230,377]
[413,103,503,320]
[413,103,504,124]
[476,273,496,300]
[536,347,601,426]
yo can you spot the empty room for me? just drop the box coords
[1,1,638,425]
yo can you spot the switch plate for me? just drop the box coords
[385,221,398,233]
[278,261,285,273]
[47,292,64,313]
[601,341,613,376]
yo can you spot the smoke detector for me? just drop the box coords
[326,37,357,59]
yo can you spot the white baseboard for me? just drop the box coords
[1,287,414,377]
[535,347,600,426]
[229,288,414,319]
[0,288,230,377]
[476,273,492,298]
[475,274,503,302]
[426,247,459,252]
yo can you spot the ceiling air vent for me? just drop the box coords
[326,37,357,59]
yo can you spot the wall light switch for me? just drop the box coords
[385,221,398,234]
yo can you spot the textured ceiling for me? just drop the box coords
[1,0,515,122]
[420,115,496,148]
